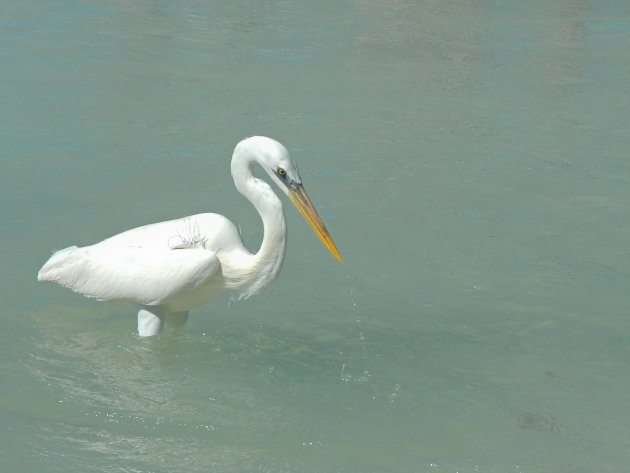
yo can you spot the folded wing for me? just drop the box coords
[38,245,219,306]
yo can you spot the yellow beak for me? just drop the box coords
[288,184,343,263]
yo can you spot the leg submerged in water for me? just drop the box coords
[137,307,190,336]
[166,311,189,331]
[137,306,166,337]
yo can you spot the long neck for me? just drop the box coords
[231,153,287,298]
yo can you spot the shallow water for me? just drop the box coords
[2,0,630,472]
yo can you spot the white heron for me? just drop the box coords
[37,136,343,337]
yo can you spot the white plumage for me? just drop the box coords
[38,136,342,336]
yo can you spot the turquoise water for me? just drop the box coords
[2,0,630,471]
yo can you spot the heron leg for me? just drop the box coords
[137,306,166,337]
[166,310,189,330]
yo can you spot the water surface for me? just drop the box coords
[2,1,630,472]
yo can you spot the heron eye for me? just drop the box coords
[277,168,287,177]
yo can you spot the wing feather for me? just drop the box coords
[38,244,219,306]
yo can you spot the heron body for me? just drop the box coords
[38,136,342,336]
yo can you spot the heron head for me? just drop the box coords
[234,136,343,263]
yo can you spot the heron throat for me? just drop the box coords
[231,151,288,300]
